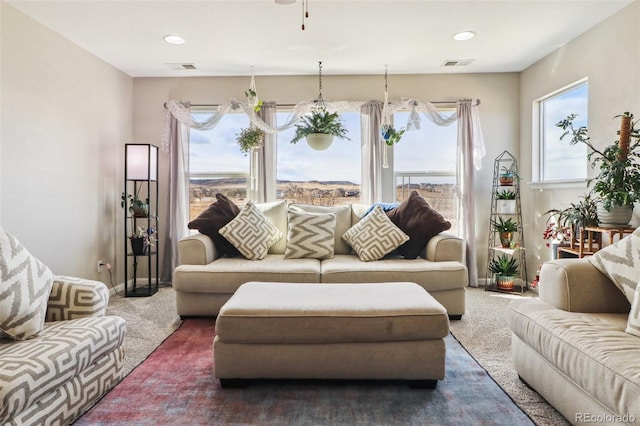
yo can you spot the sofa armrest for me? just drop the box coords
[424,233,465,262]
[539,259,630,313]
[178,233,219,265]
[46,276,109,321]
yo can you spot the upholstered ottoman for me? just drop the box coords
[214,281,449,388]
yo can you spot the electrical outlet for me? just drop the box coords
[98,260,104,273]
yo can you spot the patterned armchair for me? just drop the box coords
[0,277,126,425]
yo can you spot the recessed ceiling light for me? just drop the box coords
[452,31,475,41]
[163,35,185,45]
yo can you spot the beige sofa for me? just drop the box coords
[173,201,468,319]
[508,259,639,424]
[0,277,127,425]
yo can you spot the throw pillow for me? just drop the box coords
[0,227,54,340]
[342,205,409,262]
[218,201,283,260]
[386,191,451,259]
[285,208,336,259]
[289,203,352,255]
[589,228,640,303]
[626,285,640,338]
[187,193,240,257]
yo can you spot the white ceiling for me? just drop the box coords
[7,0,634,77]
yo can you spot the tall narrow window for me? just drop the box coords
[188,112,250,219]
[276,111,361,206]
[538,81,588,182]
[394,111,459,234]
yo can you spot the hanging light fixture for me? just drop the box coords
[275,0,309,30]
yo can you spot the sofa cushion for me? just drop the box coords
[290,203,352,255]
[342,205,409,262]
[285,208,336,260]
[0,315,126,423]
[627,285,640,337]
[219,202,283,260]
[187,193,241,257]
[508,299,640,417]
[589,228,640,303]
[255,200,288,254]
[387,191,452,259]
[0,227,54,340]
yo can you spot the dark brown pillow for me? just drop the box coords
[188,193,240,257]
[386,191,451,259]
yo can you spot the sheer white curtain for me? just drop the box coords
[253,102,277,203]
[360,101,383,204]
[456,99,486,287]
[160,106,190,282]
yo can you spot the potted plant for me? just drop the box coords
[129,225,155,255]
[380,124,405,146]
[491,216,519,248]
[236,127,265,154]
[544,192,599,250]
[121,190,149,218]
[557,112,640,225]
[245,88,263,113]
[290,108,350,150]
[488,254,519,290]
[495,189,516,214]
[499,165,518,186]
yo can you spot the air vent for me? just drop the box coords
[442,59,475,67]
[165,63,197,70]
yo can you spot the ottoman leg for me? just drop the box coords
[409,379,438,389]
[220,379,249,388]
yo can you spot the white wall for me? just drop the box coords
[133,73,520,280]
[520,1,640,275]
[0,4,133,283]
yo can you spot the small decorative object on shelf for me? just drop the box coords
[486,151,527,294]
[124,143,159,297]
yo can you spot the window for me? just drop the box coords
[189,112,250,220]
[537,80,588,182]
[276,111,361,206]
[393,111,459,234]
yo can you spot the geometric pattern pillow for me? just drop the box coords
[589,228,640,303]
[342,205,409,262]
[0,227,54,340]
[219,201,282,260]
[627,285,640,337]
[285,208,336,260]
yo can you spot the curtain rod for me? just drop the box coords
[164,99,480,109]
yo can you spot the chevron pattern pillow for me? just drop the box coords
[589,228,640,303]
[285,208,336,259]
[0,227,54,340]
[342,205,410,262]
[219,201,282,260]
[627,285,640,337]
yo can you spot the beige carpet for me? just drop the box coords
[106,286,569,425]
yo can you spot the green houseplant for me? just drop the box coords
[557,112,640,225]
[121,191,149,218]
[491,216,518,248]
[380,124,405,146]
[236,127,265,154]
[544,192,599,252]
[290,108,350,150]
[488,254,519,290]
[499,165,518,186]
[495,189,516,214]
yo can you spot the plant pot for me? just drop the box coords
[597,204,633,227]
[497,200,516,214]
[306,133,334,151]
[496,275,515,290]
[130,237,146,255]
[132,204,149,218]
[499,232,513,248]
[499,175,514,186]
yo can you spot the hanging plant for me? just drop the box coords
[290,109,350,145]
[236,127,265,154]
[245,88,263,113]
[380,124,406,146]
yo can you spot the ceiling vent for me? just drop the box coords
[442,59,475,67]
[166,63,197,70]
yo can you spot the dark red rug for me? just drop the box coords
[74,319,533,425]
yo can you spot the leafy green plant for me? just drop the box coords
[121,190,149,217]
[495,190,516,200]
[544,192,599,229]
[488,254,519,276]
[290,108,350,144]
[236,127,265,154]
[557,112,640,210]
[491,216,518,233]
[245,88,263,113]
[380,125,405,146]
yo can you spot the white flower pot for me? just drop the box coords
[497,200,516,214]
[597,204,633,226]
[306,133,333,151]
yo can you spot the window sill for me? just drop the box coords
[528,180,588,190]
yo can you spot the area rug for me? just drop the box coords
[74,319,534,426]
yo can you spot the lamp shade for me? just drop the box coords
[126,144,158,181]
